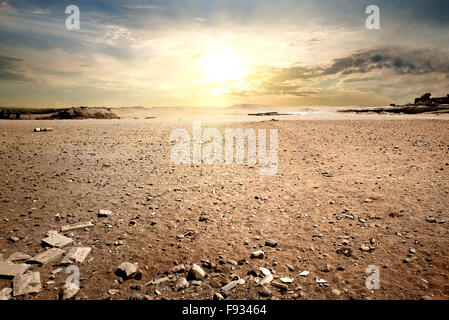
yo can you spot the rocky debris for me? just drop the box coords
[286,264,295,271]
[7,252,32,263]
[61,247,92,265]
[271,281,288,291]
[61,284,80,300]
[0,287,12,300]
[174,277,189,291]
[259,267,271,277]
[188,264,206,280]
[115,262,141,280]
[258,286,272,297]
[265,239,278,247]
[145,276,170,286]
[28,248,66,265]
[42,233,73,248]
[259,274,273,286]
[221,279,245,293]
[0,261,30,278]
[360,244,371,252]
[33,128,53,132]
[60,221,93,232]
[251,250,265,259]
[8,236,20,243]
[331,289,341,296]
[316,278,328,286]
[108,289,119,296]
[420,295,432,300]
[213,292,224,300]
[13,271,42,296]
[171,264,186,273]
[280,277,294,283]
[98,209,112,217]
[299,270,310,277]
[0,254,3,261]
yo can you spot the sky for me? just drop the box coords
[0,0,448,108]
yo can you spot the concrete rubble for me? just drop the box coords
[42,233,73,248]
[13,271,42,296]
[28,248,66,265]
[61,247,92,265]
[60,221,93,232]
[0,261,30,278]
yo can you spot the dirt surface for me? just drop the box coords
[0,118,448,300]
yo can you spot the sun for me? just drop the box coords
[199,49,248,85]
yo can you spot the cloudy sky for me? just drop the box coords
[0,0,448,107]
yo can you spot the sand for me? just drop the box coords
[0,114,448,300]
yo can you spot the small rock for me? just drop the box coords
[271,281,288,291]
[213,292,224,300]
[8,236,20,243]
[7,252,32,263]
[62,285,79,300]
[360,245,370,252]
[409,248,416,254]
[331,289,341,296]
[42,233,73,248]
[286,264,295,271]
[265,239,278,247]
[171,264,186,273]
[61,247,92,265]
[174,277,189,291]
[251,250,265,259]
[188,264,206,280]
[98,209,112,217]
[299,270,310,277]
[221,279,245,292]
[259,274,273,286]
[0,261,30,278]
[420,295,432,300]
[116,262,141,280]
[28,248,66,266]
[258,286,272,297]
[280,277,294,283]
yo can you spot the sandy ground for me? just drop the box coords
[0,114,448,300]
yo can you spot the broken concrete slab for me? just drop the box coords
[0,287,12,300]
[60,221,93,232]
[0,261,30,279]
[13,271,42,296]
[42,233,73,248]
[28,248,66,266]
[7,252,32,262]
[61,247,91,265]
[62,285,79,300]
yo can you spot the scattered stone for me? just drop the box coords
[280,277,294,283]
[409,248,416,254]
[171,264,186,273]
[402,258,411,264]
[331,289,341,296]
[61,247,92,265]
[62,285,79,300]
[271,281,288,291]
[258,286,272,297]
[13,271,41,296]
[0,261,30,278]
[7,252,32,263]
[265,239,278,247]
[116,262,141,280]
[316,278,328,285]
[188,264,206,280]
[42,233,73,248]
[98,209,112,217]
[60,222,93,232]
[360,245,371,252]
[108,289,119,295]
[174,277,189,291]
[286,264,295,271]
[28,248,66,265]
[420,295,432,300]
[299,270,310,277]
[259,274,273,286]
[8,236,20,243]
[0,287,12,300]
[259,267,271,277]
[213,292,224,300]
[251,250,265,259]
[145,276,170,286]
[221,279,245,293]
[51,268,63,275]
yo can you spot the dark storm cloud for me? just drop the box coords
[0,55,31,81]
[322,48,449,76]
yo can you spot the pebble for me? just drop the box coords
[116,262,141,280]
[265,239,278,247]
[299,270,310,277]
[171,264,186,273]
[174,277,189,291]
[258,286,272,297]
[251,250,265,259]
[98,209,112,217]
[360,245,370,252]
[331,289,341,296]
[188,264,206,280]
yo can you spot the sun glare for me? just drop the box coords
[199,49,248,85]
